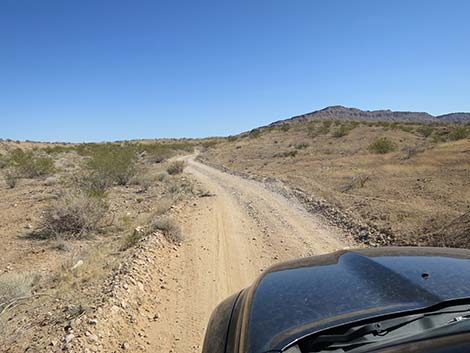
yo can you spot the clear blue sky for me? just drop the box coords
[1,0,469,142]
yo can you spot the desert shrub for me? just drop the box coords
[341,174,370,192]
[332,125,351,138]
[280,124,290,132]
[130,170,156,191]
[318,121,332,135]
[295,143,309,149]
[0,154,6,169]
[38,190,109,239]
[157,171,170,181]
[227,135,238,142]
[0,272,38,303]
[42,145,75,154]
[167,161,186,175]
[448,127,469,141]
[416,125,434,138]
[307,122,318,136]
[85,145,137,187]
[274,150,298,158]
[150,217,182,243]
[396,124,414,133]
[77,173,111,197]
[154,198,173,215]
[3,168,19,189]
[248,129,261,139]
[402,146,419,160]
[201,140,219,149]
[121,228,145,250]
[146,150,173,163]
[368,137,397,154]
[7,149,55,178]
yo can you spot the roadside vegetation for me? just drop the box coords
[0,139,198,350]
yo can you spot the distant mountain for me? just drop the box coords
[269,106,470,126]
[436,113,470,123]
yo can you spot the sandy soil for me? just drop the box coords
[141,156,351,352]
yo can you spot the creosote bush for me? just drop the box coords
[7,149,55,178]
[368,137,397,154]
[416,126,434,138]
[332,125,351,138]
[85,145,137,187]
[448,127,469,141]
[166,161,186,175]
[38,190,109,239]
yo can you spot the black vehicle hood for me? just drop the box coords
[240,247,470,353]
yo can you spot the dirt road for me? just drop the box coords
[143,156,351,352]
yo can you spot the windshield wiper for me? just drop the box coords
[301,304,470,352]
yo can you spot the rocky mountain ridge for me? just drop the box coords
[270,106,470,125]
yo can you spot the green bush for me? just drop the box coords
[166,161,186,175]
[368,137,397,154]
[227,135,238,142]
[85,145,137,187]
[307,125,317,137]
[318,121,332,135]
[0,154,7,169]
[201,140,218,149]
[7,149,55,178]
[42,145,75,154]
[416,125,434,137]
[448,127,469,141]
[332,125,351,138]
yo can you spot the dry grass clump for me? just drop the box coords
[368,137,397,154]
[130,170,156,192]
[3,168,19,189]
[154,198,173,215]
[121,227,145,250]
[150,216,182,243]
[157,171,170,181]
[0,272,38,304]
[166,161,186,175]
[38,190,109,239]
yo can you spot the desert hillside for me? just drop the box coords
[269,105,470,125]
[200,116,470,248]
[0,110,469,352]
